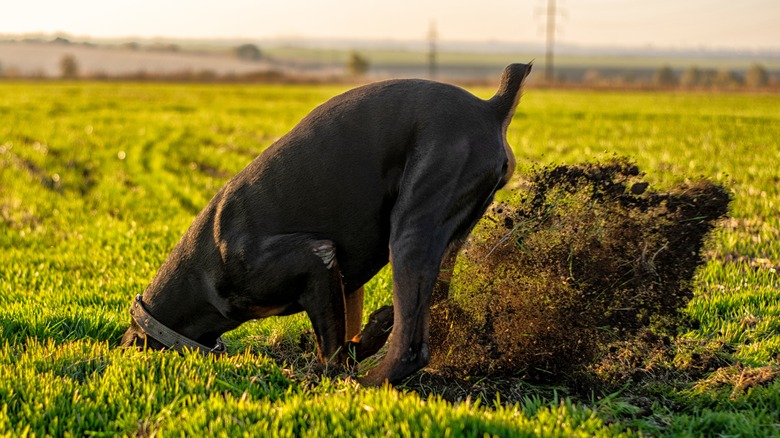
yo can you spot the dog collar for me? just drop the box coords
[129,294,226,356]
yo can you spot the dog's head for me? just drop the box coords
[120,319,166,350]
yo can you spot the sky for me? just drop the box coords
[2,0,779,50]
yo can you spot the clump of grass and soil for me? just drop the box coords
[425,157,731,398]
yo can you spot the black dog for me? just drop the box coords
[121,63,532,385]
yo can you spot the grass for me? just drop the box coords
[1,80,779,436]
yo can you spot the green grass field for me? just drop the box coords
[1,81,779,436]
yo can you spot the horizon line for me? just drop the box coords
[2,31,780,55]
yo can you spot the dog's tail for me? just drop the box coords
[488,62,533,129]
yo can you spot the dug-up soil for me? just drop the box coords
[413,157,732,401]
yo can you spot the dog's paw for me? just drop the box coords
[345,305,394,363]
[358,365,393,387]
[363,305,394,338]
[358,306,394,356]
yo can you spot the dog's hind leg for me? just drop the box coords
[360,136,508,385]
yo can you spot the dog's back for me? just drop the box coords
[211,77,518,291]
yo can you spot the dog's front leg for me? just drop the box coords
[346,304,394,363]
[345,285,395,362]
[227,234,351,365]
[297,240,349,365]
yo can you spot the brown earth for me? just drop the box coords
[418,158,731,399]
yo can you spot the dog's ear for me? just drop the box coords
[489,62,533,130]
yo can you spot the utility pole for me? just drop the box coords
[428,20,438,80]
[545,0,556,82]
[537,0,565,82]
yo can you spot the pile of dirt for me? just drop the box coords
[428,158,731,384]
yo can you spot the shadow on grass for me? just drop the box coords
[0,310,126,346]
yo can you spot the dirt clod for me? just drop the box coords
[428,157,731,385]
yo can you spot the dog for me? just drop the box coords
[121,63,532,385]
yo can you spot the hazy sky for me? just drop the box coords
[3,0,779,50]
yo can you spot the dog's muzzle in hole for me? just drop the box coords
[129,295,227,355]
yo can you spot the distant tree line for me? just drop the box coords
[0,37,775,87]
[651,64,770,88]
[579,64,774,89]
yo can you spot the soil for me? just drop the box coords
[411,157,733,402]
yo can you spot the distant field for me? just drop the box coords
[265,45,780,74]
[4,40,779,82]
[0,41,279,78]
[263,46,780,83]
[1,82,779,436]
